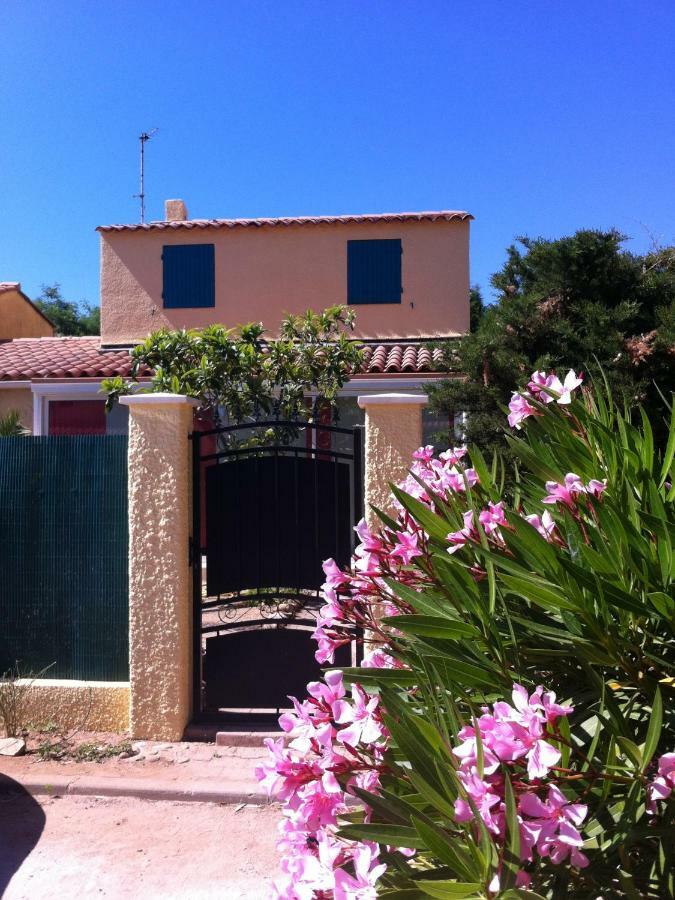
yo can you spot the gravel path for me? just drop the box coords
[1,793,280,899]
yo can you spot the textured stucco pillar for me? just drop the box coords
[357,393,427,528]
[120,393,199,740]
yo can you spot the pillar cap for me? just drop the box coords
[357,393,428,408]
[120,392,200,407]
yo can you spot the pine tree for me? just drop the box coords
[428,230,675,455]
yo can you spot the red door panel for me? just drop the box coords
[48,400,106,435]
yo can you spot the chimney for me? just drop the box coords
[165,199,189,222]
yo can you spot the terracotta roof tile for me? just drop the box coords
[97,210,473,233]
[0,337,135,381]
[0,336,459,381]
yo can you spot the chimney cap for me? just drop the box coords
[165,199,189,222]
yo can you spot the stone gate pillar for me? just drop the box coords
[357,393,428,529]
[120,393,199,740]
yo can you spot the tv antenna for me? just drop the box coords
[133,128,159,223]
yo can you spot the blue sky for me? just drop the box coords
[1,1,673,311]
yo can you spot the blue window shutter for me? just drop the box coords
[162,244,215,308]
[347,239,402,304]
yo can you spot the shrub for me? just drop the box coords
[258,371,674,899]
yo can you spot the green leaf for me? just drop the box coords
[659,402,675,488]
[381,616,482,642]
[411,817,480,881]
[414,881,482,899]
[642,687,663,769]
[390,485,452,543]
[339,823,426,848]
[500,573,580,613]
[338,667,418,687]
[424,656,503,690]
[501,774,520,892]
[616,736,643,769]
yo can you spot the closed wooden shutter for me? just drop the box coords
[162,243,215,308]
[347,239,402,304]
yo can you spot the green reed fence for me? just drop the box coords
[0,436,128,681]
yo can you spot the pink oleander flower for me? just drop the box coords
[446,465,479,492]
[543,473,607,508]
[510,369,583,430]
[293,773,346,830]
[647,752,675,814]
[479,501,507,536]
[525,510,556,540]
[334,684,386,747]
[508,392,540,429]
[412,445,435,463]
[333,842,387,900]
[586,478,607,498]
[439,446,467,466]
[520,785,589,868]
[447,510,477,554]
[256,738,326,803]
[312,621,348,665]
[455,769,503,834]
[453,684,569,782]
[323,557,351,589]
[361,647,398,669]
[542,473,587,508]
[354,518,385,553]
[390,529,423,566]
[529,369,583,405]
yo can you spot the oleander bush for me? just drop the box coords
[258,371,674,899]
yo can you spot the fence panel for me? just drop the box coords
[0,436,128,681]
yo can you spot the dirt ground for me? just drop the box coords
[0,792,281,899]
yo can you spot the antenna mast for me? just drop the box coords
[134,128,158,223]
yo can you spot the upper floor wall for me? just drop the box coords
[98,207,472,346]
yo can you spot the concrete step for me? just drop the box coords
[184,722,282,747]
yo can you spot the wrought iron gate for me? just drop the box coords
[191,420,363,721]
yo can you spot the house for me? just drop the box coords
[0,202,472,437]
[0,282,55,426]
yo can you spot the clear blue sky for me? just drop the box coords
[1,1,673,311]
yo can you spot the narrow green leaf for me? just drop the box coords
[411,817,480,881]
[501,774,520,891]
[415,881,481,899]
[658,402,675,488]
[381,616,481,642]
[616,736,643,769]
[391,484,451,543]
[339,823,425,848]
[642,687,663,769]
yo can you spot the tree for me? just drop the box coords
[428,230,675,458]
[102,306,364,439]
[469,284,485,332]
[34,283,100,336]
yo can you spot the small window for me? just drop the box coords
[347,239,402,304]
[162,244,215,308]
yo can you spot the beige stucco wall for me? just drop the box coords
[0,386,32,430]
[358,394,426,528]
[121,394,197,740]
[100,218,470,345]
[0,287,54,339]
[12,679,129,733]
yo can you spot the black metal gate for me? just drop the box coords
[191,420,363,721]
